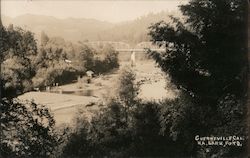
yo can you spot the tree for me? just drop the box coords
[61,68,140,157]
[1,26,10,100]
[2,56,33,97]
[41,31,49,46]
[102,45,119,71]
[60,114,91,158]
[0,99,60,158]
[1,26,62,158]
[73,45,95,74]
[1,25,38,98]
[149,0,247,102]
[32,38,78,88]
[80,45,95,72]
[116,66,140,123]
[148,0,248,156]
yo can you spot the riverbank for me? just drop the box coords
[18,61,177,126]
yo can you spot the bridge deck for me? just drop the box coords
[115,48,165,52]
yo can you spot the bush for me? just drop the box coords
[129,101,167,157]
[117,66,139,105]
[33,44,120,88]
[61,67,181,157]
[102,45,119,72]
[60,99,131,158]
[60,116,92,157]
[157,94,199,156]
[61,64,207,157]
[92,45,120,74]
[32,63,77,88]
[2,53,34,97]
[90,99,132,157]
[1,25,37,98]
[60,67,140,157]
[0,98,60,158]
[61,98,197,157]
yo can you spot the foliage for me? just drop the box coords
[3,25,37,59]
[129,101,170,157]
[89,100,131,157]
[75,44,119,74]
[41,31,49,46]
[60,100,132,158]
[61,68,194,157]
[32,44,76,88]
[0,98,60,158]
[5,11,178,45]
[60,115,92,158]
[116,66,139,108]
[0,26,9,60]
[32,66,77,88]
[1,25,37,98]
[157,94,201,156]
[61,96,198,157]
[60,68,138,158]
[2,56,33,97]
[148,0,248,101]
[101,45,119,72]
[1,25,120,96]
[148,0,248,156]
[32,39,120,88]
[115,66,140,124]
[75,45,95,73]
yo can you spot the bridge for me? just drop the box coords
[115,48,165,61]
[82,41,165,50]
[82,41,166,61]
[115,48,165,52]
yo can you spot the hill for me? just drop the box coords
[2,11,180,44]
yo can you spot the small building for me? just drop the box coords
[86,70,94,84]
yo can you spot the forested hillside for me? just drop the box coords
[2,11,180,45]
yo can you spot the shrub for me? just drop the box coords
[2,56,34,97]
[60,116,91,157]
[102,45,119,72]
[60,67,140,157]
[1,25,38,98]
[0,98,60,158]
[129,101,166,157]
[92,45,120,74]
[116,66,139,107]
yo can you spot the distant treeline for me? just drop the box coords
[2,11,179,45]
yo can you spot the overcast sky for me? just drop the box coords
[2,0,187,23]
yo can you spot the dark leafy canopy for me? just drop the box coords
[1,25,38,98]
[0,26,62,158]
[0,99,60,158]
[148,0,248,103]
[2,25,37,58]
[148,0,248,156]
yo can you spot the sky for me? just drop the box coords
[2,0,187,23]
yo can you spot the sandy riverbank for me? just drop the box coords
[18,61,177,126]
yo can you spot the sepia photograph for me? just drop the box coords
[0,0,249,157]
